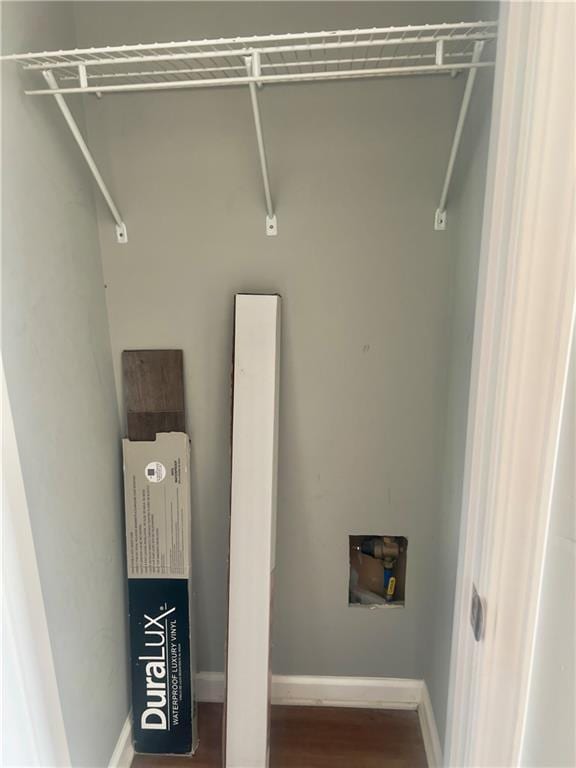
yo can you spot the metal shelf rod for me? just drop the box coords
[27,61,495,96]
[43,70,127,243]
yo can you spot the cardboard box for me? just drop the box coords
[122,432,198,755]
[225,295,281,768]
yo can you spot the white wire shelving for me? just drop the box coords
[1,21,498,241]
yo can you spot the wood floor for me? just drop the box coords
[132,703,428,768]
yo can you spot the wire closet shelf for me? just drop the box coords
[1,21,498,241]
[4,20,497,95]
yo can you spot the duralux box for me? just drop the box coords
[122,432,198,755]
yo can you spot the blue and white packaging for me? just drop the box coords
[122,432,198,755]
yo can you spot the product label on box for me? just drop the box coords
[145,461,166,483]
[129,579,194,754]
[123,434,190,578]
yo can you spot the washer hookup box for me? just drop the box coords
[122,432,198,756]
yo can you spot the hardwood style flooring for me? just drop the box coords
[132,702,428,768]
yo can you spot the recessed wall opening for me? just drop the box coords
[349,536,408,607]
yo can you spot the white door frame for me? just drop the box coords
[445,3,575,766]
[2,361,71,767]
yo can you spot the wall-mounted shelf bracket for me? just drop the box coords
[266,214,278,236]
[435,41,485,231]
[434,208,447,230]
[115,222,128,243]
[245,53,278,237]
[43,70,128,244]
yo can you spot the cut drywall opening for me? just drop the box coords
[349,536,408,607]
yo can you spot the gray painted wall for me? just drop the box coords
[2,3,129,765]
[521,345,575,767]
[74,0,492,685]
[424,68,495,743]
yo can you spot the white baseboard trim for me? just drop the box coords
[418,683,443,768]
[196,672,422,710]
[108,713,134,768]
[272,674,423,709]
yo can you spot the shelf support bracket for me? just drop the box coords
[435,41,485,231]
[245,53,277,237]
[43,70,127,244]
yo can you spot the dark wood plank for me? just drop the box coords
[131,703,428,768]
[122,349,185,440]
